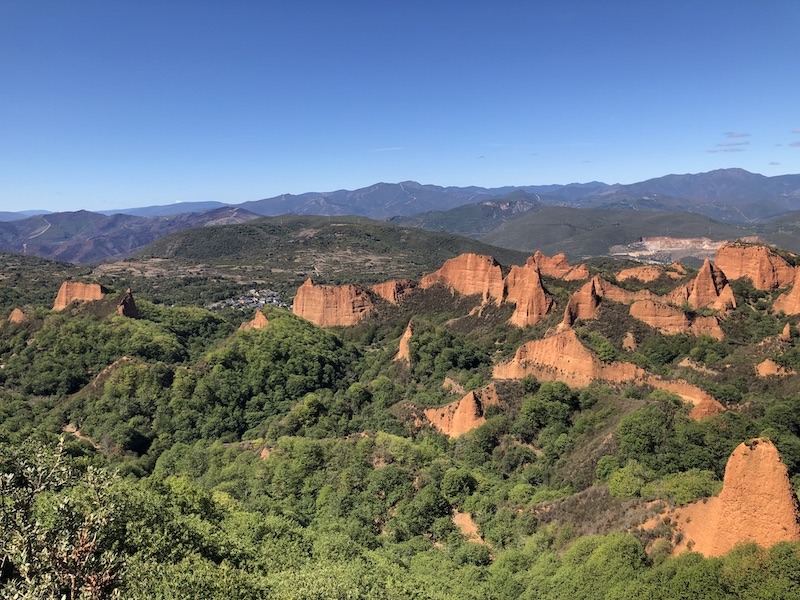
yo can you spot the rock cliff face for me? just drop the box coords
[715,242,795,291]
[629,299,724,340]
[394,320,413,364]
[503,262,554,328]
[672,439,800,557]
[617,265,681,283]
[419,254,504,305]
[7,308,27,324]
[424,383,500,437]
[292,278,374,327]
[773,267,800,315]
[531,251,589,280]
[493,330,723,420]
[780,322,792,342]
[239,310,270,330]
[560,277,656,329]
[116,289,139,318]
[668,259,736,312]
[370,279,416,305]
[53,281,107,311]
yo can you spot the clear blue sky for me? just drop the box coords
[1,1,798,212]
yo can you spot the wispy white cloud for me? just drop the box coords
[717,141,750,147]
[792,129,800,134]
[770,161,781,165]
[790,141,800,147]
[723,131,750,138]
[369,147,405,152]
[707,148,746,153]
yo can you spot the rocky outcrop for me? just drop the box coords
[370,279,415,305]
[531,251,589,281]
[672,439,800,557]
[668,259,736,313]
[715,242,795,291]
[617,265,681,283]
[239,310,270,330]
[503,262,554,327]
[7,308,27,324]
[622,332,637,351]
[420,254,504,306]
[493,330,723,420]
[756,359,795,377]
[53,281,107,311]
[780,322,792,342]
[773,267,800,316]
[394,321,413,364]
[116,289,139,318]
[424,383,501,437]
[560,277,656,329]
[629,299,724,340]
[292,278,374,327]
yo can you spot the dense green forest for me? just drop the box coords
[2,250,800,599]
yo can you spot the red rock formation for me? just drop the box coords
[116,288,139,318]
[756,359,795,377]
[668,259,736,312]
[419,253,504,305]
[503,262,554,327]
[629,299,724,340]
[622,332,637,351]
[560,277,657,329]
[780,322,792,342]
[7,308,27,324]
[239,310,270,330]
[370,279,415,305]
[394,320,413,364]
[292,278,374,327]
[715,242,795,291]
[672,439,800,557]
[424,383,501,437]
[669,261,687,275]
[493,330,723,420]
[773,267,800,316]
[531,251,589,280]
[53,281,107,311]
[617,264,682,283]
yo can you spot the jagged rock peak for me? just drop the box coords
[423,383,501,438]
[394,320,414,364]
[116,288,139,318]
[715,242,795,291]
[419,253,504,306]
[292,278,375,327]
[239,310,270,330]
[773,266,800,316]
[671,439,800,557]
[503,262,554,328]
[530,251,589,280]
[53,281,107,311]
[7,308,27,323]
[668,258,736,312]
[629,299,724,339]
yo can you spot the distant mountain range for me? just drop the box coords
[2,168,800,264]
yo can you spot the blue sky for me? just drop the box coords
[1,1,798,212]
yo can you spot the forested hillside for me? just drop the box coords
[2,242,800,598]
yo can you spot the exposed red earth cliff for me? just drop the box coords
[369,279,416,305]
[629,299,724,340]
[715,242,795,291]
[531,251,589,281]
[667,258,736,313]
[424,383,501,437]
[503,262,554,328]
[292,278,374,327]
[394,321,414,364]
[419,253,505,306]
[773,267,800,316]
[7,308,27,324]
[560,277,656,329]
[53,281,107,311]
[781,322,792,342]
[239,310,270,330]
[493,330,723,420]
[670,439,800,557]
